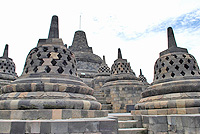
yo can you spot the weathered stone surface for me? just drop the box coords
[69,30,102,86]
[101,48,148,112]
[0,44,18,90]
[133,27,200,115]
[0,15,105,120]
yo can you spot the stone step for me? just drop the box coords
[93,94,104,97]
[118,128,147,134]
[102,104,112,110]
[95,97,106,100]
[108,113,133,121]
[118,120,138,128]
[98,100,107,104]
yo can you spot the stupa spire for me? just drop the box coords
[140,69,142,76]
[118,48,122,59]
[103,55,106,64]
[2,44,8,58]
[48,15,59,38]
[168,27,177,48]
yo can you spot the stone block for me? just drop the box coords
[68,121,87,133]
[40,122,51,133]
[0,121,11,133]
[25,121,41,133]
[99,121,118,133]
[10,122,26,134]
[51,122,68,133]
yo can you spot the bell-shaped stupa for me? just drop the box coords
[0,44,17,88]
[101,48,147,113]
[69,30,102,86]
[0,15,106,120]
[133,27,200,115]
[91,55,112,110]
[139,69,149,85]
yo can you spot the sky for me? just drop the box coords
[0,0,200,83]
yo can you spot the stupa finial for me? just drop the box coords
[48,15,59,38]
[118,48,122,59]
[103,55,106,64]
[3,44,8,58]
[168,27,177,48]
[140,69,142,76]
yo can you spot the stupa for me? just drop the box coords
[91,55,112,110]
[69,30,102,86]
[0,15,106,119]
[101,48,147,113]
[0,44,17,89]
[133,27,200,115]
[139,69,149,85]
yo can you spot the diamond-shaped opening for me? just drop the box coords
[156,64,158,69]
[43,47,48,52]
[39,59,44,66]
[67,55,71,61]
[162,74,165,78]
[188,59,191,63]
[57,53,62,59]
[34,48,39,52]
[51,59,57,66]
[183,54,186,58]
[159,68,161,73]
[30,60,34,65]
[25,68,28,73]
[1,66,3,69]
[6,67,8,69]
[172,54,177,58]
[63,60,67,66]
[184,64,189,69]
[154,71,156,74]
[57,67,64,74]
[198,72,200,75]
[63,49,66,54]
[72,64,75,68]
[54,47,58,52]
[181,71,185,76]
[69,69,73,75]
[156,76,158,79]
[37,52,41,57]
[3,70,5,72]
[169,60,174,65]
[179,59,183,64]
[193,66,196,69]
[47,52,51,58]
[165,56,169,60]
[33,66,38,73]
[171,72,175,77]
[175,65,179,70]
[162,63,165,67]
[45,66,51,73]
[159,59,162,62]
[191,71,195,75]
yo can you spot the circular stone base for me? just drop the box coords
[0,109,108,120]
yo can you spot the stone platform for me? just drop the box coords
[0,109,108,120]
[0,117,118,133]
[140,114,200,134]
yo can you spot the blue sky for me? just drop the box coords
[0,0,200,83]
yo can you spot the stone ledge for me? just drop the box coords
[0,117,118,133]
[0,109,108,120]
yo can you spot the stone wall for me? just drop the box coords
[140,114,200,134]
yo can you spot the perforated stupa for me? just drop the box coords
[133,27,200,115]
[0,15,106,120]
[101,48,147,112]
[0,44,17,88]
